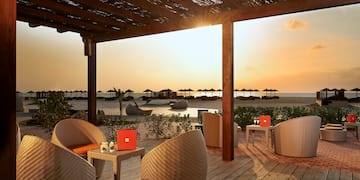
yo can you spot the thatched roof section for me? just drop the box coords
[17,0,360,42]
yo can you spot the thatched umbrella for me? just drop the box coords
[209,88,216,97]
[234,89,239,97]
[270,89,278,97]
[321,88,330,99]
[263,88,270,96]
[144,89,152,97]
[253,89,259,97]
[216,89,222,97]
[240,88,247,96]
[125,89,134,93]
[351,88,360,97]
[186,88,193,97]
[248,89,254,96]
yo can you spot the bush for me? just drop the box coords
[102,116,140,141]
[144,114,192,139]
[32,92,72,130]
[234,105,360,129]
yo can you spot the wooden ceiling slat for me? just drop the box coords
[27,0,127,30]
[171,0,210,16]
[17,5,107,32]
[222,0,248,9]
[127,0,183,21]
[94,0,360,42]
[74,0,145,24]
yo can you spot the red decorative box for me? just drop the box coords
[117,129,137,150]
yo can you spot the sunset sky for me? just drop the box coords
[16,4,360,93]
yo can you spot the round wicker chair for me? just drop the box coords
[141,130,208,180]
[51,118,106,177]
[17,135,96,180]
[272,115,322,157]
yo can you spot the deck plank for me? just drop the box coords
[340,170,353,180]
[288,166,308,180]
[220,158,255,179]
[262,163,288,179]
[302,167,328,180]
[327,169,341,180]
[98,154,360,180]
[276,163,298,179]
[250,160,279,179]
[353,172,360,180]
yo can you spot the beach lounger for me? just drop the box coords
[125,104,152,115]
[170,100,189,109]
[141,130,208,180]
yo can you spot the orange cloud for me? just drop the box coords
[285,19,309,31]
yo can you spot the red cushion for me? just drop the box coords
[69,143,100,155]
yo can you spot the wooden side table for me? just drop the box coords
[246,125,272,148]
[344,122,360,141]
[87,147,145,180]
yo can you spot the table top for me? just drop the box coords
[344,122,360,127]
[88,147,145,161]
[246,125,273,130]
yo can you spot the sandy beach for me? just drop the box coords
[18,96,360,141]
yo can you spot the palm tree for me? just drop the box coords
[114,88,125,119]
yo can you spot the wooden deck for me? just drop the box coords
[98,131,360,180]
[98,151,360,180]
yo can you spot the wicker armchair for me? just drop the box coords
[17,135,96,180]
[141,130,208,180]
[272,115,321,157]
[51,118,106,177]
[16,122,21,153]
[202,112,239,147]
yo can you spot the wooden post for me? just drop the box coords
[84,38,97,124]
[0,0,16,179]
[222,21,234,161]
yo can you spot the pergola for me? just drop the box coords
[1,0,359,178]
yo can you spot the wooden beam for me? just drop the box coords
[220,0,360,23]
[0,0,16,179]
[84,38,97,124]
[222,21,234,161]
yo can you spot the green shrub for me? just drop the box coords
[33,92,72,130]
[169,113,192,135]
[234,105,360,128]
[100,114,140,141]
[144,114,192,139]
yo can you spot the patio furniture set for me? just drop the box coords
[16,118,208,180]
[244,114,359,158]
[15,113,358,179]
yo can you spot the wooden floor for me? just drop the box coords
[98,153,360,180]
[98,131,360,180]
